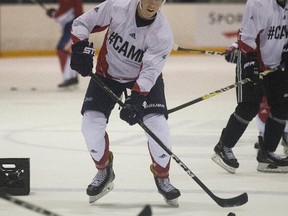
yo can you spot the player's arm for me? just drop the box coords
[238,0,265,52]
[71,0,112,42]
[70,0,112,76]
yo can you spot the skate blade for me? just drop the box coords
[257,163,288,173]
[164,198,179,207]
[89,182,114,203]
[212,154,236,174]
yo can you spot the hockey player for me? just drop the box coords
[46,0,83,88]
[212,0,288,174]
[70,0,181,206]
[225,46,288,155]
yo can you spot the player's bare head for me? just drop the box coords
[138,0,165,20]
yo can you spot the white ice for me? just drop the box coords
[0,55,287,216]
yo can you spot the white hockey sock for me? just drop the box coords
[82,111,107,162]
[143,114,171,168]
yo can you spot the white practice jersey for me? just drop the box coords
[238,0,288,68]
[71,0,173,94]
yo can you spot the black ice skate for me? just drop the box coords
[257,149,288,173]
[212,141,239,174]
[150,164,181,207]
[86,152,115,203]
[58,77,78,88]
[281,132,288,156]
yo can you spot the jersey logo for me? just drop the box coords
[159,154,167,159]
[267,25,288,40]
[108,32,144,63]
[83,47,95,55]
[129,33,136,39]
[90,149,97,153]
[94,7,99,12]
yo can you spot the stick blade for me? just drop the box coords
[215,192,248,208]
[137,204,152,216]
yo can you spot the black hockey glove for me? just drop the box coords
[70,41,95,77]
[120,91,146,126]
[225,50,238,64]
[46,8,56,17]
[242,52,261,84]
[224,43,238,64]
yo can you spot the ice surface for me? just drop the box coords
[0,55,287,216]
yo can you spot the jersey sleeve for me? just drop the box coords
[71,0,113,42]
[238,0,267,53]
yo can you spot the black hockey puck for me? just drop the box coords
[228,212,236,216]
[10,87,18,91]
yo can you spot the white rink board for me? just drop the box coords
[0,3,244,52]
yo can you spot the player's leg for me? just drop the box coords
[56,21,78,88]
[144,114,180,207]
[82,112,115,203]
[143,76,180,207]
[212,102,259,173]
[257,68,288,173]
[212,55,261,173]
[282,122,288,155]
[81,77,124,202]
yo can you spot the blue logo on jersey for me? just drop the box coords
[108,32,144,63]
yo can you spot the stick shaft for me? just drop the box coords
[168,78,250,114]
[29,0,47,11]
[175,45,225,56]
[0,193,62,216]
[168,67,280,114]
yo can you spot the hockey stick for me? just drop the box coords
[173,44,225,56]
[89,73,248,207]
[0,192,62,216]
[29,0,48,11]
[137,205,152,216]
[168,67,280,114]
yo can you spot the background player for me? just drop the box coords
[225,44,288,156]
[212,0,288,174]
[46,0,83,88]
